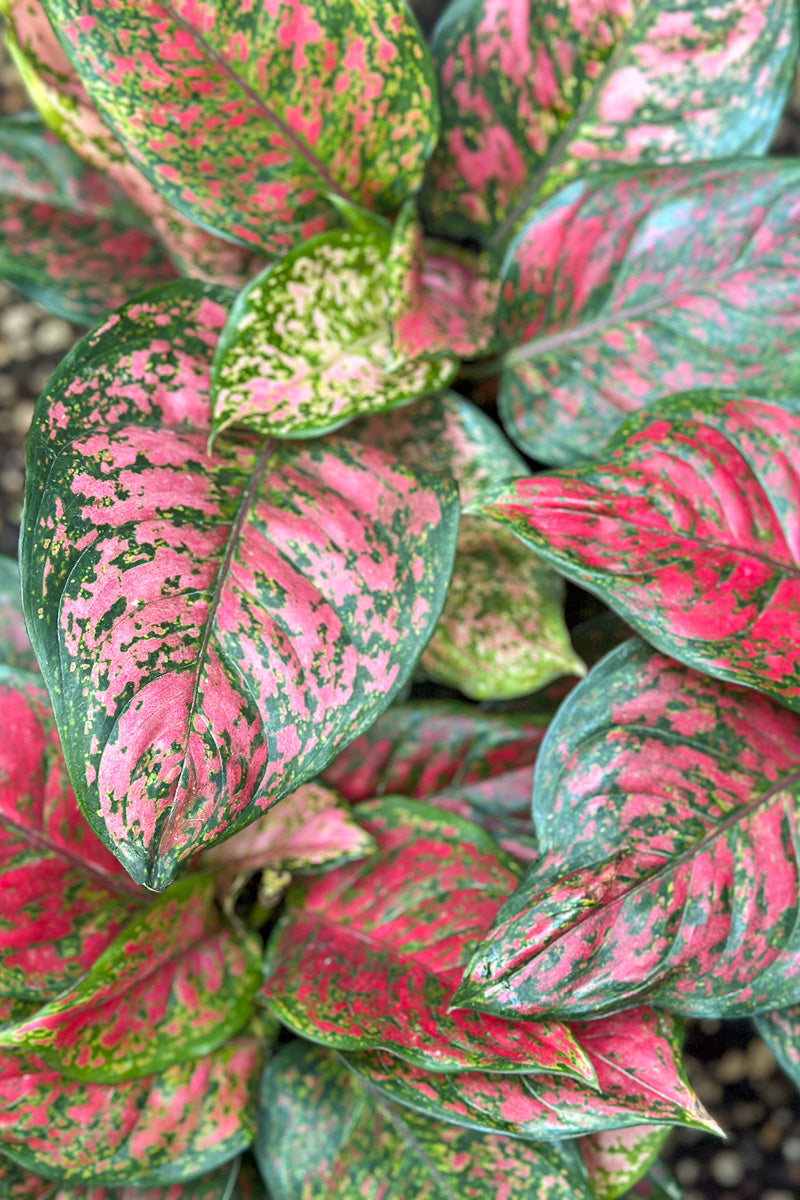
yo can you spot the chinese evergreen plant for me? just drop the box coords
[0,0,800,1196]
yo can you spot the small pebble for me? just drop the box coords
[711,1150,745,1186]
[33,316,74,354]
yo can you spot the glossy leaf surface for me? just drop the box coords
[580,1127,669,1200]
[497,162,800,465]
[0,557,37,671]
[257,1041,595,1200]
[202,781,375,878]
[262,797,594,1081]
[211,232,457,440]
[3,0,263,288]
[0,1038,262,1186]
[0,114,175,321]
[458,639,800,1018]
[0,669,144,999]
[471,392,800,711]
[421,0,798,245]
[351,392,581,697]
[0,875,261,1081]
[621,1162,682,1200]
[42,0,438,253]
[348,1006,715,1140]
[22,282,459,889]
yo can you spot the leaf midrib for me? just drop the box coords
[163,3,351,203]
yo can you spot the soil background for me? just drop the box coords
[3,30,800,1200]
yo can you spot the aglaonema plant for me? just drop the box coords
[1,0,800,1196]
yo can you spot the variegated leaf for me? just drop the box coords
[323,699,545,857]
[261,797,595,1082]
[0,1037,262,1187]
[457,639,800,1018]
[211,231,457,440]
[351,391,582,697]
[3,0,265,288]
[497,162,800,465]
[579,1127,670,1200]
[0,557,37,672]
[0,113,176,321]
[0,669,145,1000]
[202,781,375,879]
[0,875,261,1081]
[421,0,798,246]
[41,0,438,253]
[422,516,585,699]
[44,1158,242,1199]
[386,201,498,361]
[470,392,800,711]
[754,1005,800,1092]
[256,1041,595,1200]
[621,1162,682,1200]
[347,1007,716,1140]
[21,282,459,889]
[0,1154,54,1199]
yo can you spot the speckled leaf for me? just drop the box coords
[470,392,800,711]
[202,781,375,880]
[458,639,800,1018]
[579,1127,670,1200]
[211,232,458,440]
[348,1006,715,1141]
[46,1158,242,1199]
[421,0,798,246]
[41,0,439,254]
[21,281,459,890]
[0,557,37,671]
[386,201,498,361]
[497,163,800,466]
[0,669,144,1000]
[0,113,176,321]
[0,1154,54,1199]
[350,391,582,697]
[262,797,594,1081]
[323,699,547,804]
[3,0,265,288]
[423,516,585,699]
[0,874,261,1081]
[0,1037,262,1187]
[257,1040,595,1200]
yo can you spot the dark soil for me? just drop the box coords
[4,32,800,1200]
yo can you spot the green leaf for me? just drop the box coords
[262,797,595,1082]
[421,0,799,246]
[755,1005,800,1092]
[497,162,800,466]
[0,113,176,321]
[620,1161,683,1200]
[41,0,439,253]
[39,1158,242,1198]
[0,1037,263,1187]
[256,1041,596,1200]
[0,875,262,1082]
[457,639,800,1018]
[422,516,585,699]
[211,231,457,440]
[0,1153,53,1199]
[470,392,800,712]
[0,557,38,672]
[21,281,459,889]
